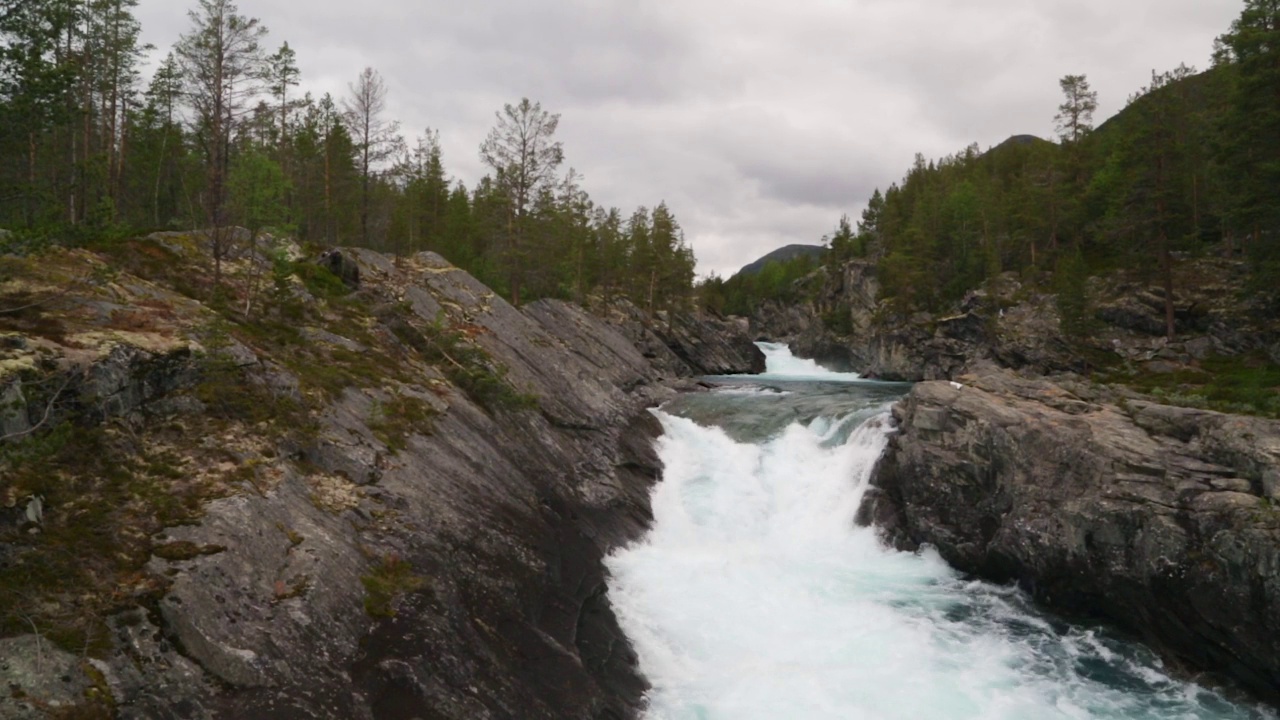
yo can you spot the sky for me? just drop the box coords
[132,0,1243,278]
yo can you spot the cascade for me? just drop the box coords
[606,345,1271,720]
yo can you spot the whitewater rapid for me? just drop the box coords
[605,346,1272,720]
[753,341,863,382]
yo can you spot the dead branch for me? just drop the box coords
[0,373,72,443]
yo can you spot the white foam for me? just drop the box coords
[607,410,1272,720]
[754,342,863,382]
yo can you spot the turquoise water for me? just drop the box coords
[605,345,1274,720]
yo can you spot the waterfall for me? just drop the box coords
[606,352,1272,720]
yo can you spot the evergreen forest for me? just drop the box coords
[4,0,1279,329]
[0,0,697,312]
[705,0,1280,332]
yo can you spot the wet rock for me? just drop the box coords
[865,369,1280,704]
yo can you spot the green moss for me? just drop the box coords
[151,541,227,561]
[369,393,438,453]
[361,554,426,618]
[290,262,350,300]
[1105,352,1280,418]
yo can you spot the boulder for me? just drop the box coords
[318,248,361,289]
[863,368,1280,703]
[603,299,764,377]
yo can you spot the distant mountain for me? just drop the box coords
[989,134,1052,153]
[734,244,827,278]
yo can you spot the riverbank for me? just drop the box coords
[0,238,761,719]
[751,254,1280,706]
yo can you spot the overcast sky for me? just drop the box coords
[133,0,1242,277]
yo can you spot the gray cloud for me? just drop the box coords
[134,0,1242,277]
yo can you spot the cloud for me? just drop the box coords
[133,0,1242,277]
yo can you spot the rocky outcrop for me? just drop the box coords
[0,246,760,719]
[752,256,1279,382]
[861,365,1280,702]
[750,261,1050,381]
[602,300,764,378]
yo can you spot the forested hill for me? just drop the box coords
[707,0,1280,337]
[0,0,697,316]
[735,244,826,278]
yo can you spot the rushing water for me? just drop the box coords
[605,344,1274,720]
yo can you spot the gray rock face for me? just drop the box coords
[1,249,762,719]
[602,299,764,378]
[862,367,1280,703]
[752,256,1278,382]
[0,636,101,719]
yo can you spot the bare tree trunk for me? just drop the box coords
[508,208,521,307]
[1161,235,1175,340]
[27,132,37,227]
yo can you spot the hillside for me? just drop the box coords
[0,233,761,718]
[734,244,827,278]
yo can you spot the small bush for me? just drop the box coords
[291,262,350,300]
[369,393,438,453]
[361,553,426,618]
[417,320,537,413]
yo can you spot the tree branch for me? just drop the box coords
[0,373,72,443]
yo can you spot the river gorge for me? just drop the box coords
[608,344,1274,720]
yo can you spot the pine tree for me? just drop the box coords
[1217,0,1280,283]
[342,66,400,250]
[175,0,268,282]
[478,98,564,306]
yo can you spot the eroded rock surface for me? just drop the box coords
[0,246,760,719]
[862,366,1280,702]
[753,256,1279,382]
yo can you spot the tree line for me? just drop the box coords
[730,0,1278,338]
[0,0,697,312]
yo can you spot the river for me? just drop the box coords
[605,343,1274,720]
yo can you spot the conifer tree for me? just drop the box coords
[479,98,564,305]
[1217,0,1280,281]
[342,66,400,250]
[175,0,268,282]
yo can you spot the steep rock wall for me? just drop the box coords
[0,247,760,719]
[861,366,1280,702]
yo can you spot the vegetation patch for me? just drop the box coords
[416,320,537,413]
[0,418,222,656]
[369,392,438,453]
[308,473,363,514]
[1106,354,1280,418]
[289,261,350,301]
[361,553,426,618]
[151,541,227,562]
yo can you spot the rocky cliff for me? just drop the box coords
[754,253,1280,703]
[753,256,1280,384]
[0,239,761,719]
[861,364,1280,702]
